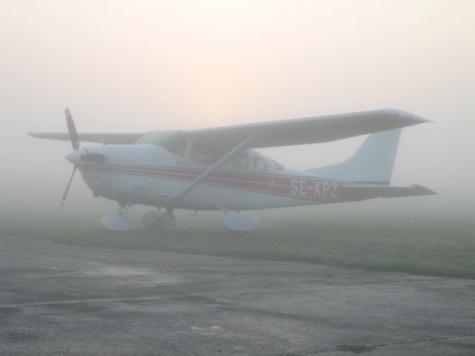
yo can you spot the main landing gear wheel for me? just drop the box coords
[221,212,260,233]
[141,208,176,229]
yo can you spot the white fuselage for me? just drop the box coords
[70,144,347,211]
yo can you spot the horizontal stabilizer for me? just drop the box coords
[343,184,436,201]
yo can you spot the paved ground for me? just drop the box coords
[0,234,474,356]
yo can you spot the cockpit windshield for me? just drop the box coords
[135,131,187,157]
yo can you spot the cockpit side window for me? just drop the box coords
[191,143,223,165]
[252,156,267,172]
[162,136,187,157]
[225,152,248,170]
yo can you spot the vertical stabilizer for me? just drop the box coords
[307,129,401,184]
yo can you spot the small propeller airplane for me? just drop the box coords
[29,108,435,232]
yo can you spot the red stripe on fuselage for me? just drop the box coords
[83,164,342,202]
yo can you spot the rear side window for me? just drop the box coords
[252,156,267,172]
[272,159,286,171]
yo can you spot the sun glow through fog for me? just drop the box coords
[0,0,474,205]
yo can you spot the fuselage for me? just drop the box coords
[69,144,348,211]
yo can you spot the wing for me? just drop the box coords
[183,109,429,148]
[29,109,429,147]
[28,131,147,145]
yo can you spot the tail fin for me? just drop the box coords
[307,129,401,184]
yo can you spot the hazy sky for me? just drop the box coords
[1,0,474,208]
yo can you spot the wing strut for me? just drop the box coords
[170,132,256,203]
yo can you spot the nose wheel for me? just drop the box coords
[99,202,139,231]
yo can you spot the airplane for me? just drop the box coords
[29,108,436,232]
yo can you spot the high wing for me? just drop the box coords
[29,109,428,147]
[183,109,429,149]
[28,131,147,145]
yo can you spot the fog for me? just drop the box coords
[1,0,474,212]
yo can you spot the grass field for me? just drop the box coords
[1,198,474,279]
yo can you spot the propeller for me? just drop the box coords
[65,108,80,150]
[61,108,80,206]
[61,166,77,206]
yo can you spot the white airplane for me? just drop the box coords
[29,108,435,232]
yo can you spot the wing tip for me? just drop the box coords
[411,184,437,195]
[380,108,433,124]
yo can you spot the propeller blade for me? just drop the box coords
[65,108,80,150]
[61,166,77,206]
